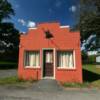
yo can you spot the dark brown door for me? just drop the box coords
[43,50,54,77]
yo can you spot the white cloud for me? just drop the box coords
[69,5,77,12]
[27,21,36,28]
[18,19,26,26]
[18,19,36,28]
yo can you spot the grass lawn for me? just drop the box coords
[64,64,100,88]
[0,61,17,69]
[0,76,36,87]
[83,64,100,88]
[83,64,100,75]
[0,61,17,65]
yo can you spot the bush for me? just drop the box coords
[0,49,19,62]
[81,51,96,64]
[88,55,96,64]
[0,62,17,69]
[81,51,88,64]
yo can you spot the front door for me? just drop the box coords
[43,50,54,77]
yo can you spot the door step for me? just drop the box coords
[32,79,63,92]
[42,77,54,79]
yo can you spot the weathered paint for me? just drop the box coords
[18,22,83,83]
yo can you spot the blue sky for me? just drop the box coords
[8,0,79,32]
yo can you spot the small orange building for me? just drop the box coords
[18,22,83,83]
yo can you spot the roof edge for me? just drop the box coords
[60,25,70,28]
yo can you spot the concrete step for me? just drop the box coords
[33,79,63,92]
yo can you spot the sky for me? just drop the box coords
[8,0,80,32]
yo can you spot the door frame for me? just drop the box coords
[41,48,56,79]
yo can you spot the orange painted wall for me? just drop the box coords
[18,22,83,83]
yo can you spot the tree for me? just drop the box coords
[0,0,19,61]
[0,0,14,22]
[80,0,100,40]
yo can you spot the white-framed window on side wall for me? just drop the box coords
[57,51,75,69]
[24,51,40,68]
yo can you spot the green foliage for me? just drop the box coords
[0,76,18,85]
[0,22,19,50]
[88,55,96,64]
[63,82,89,88]
[0,76,37,86]
[82,52,96,64]
[80,0,96,39]
[0,61,17,69]
[0,0,14,22]
[0,0,19,61]
[0,48,19,62]
[74,0,100,40]
[81,51,88,62]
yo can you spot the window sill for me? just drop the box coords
[57,67,76,70]
[24,66,40,69]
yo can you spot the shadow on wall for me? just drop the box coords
[83,69,100,82]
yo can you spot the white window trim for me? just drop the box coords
[57,67,76,70]
[57,50,76,69]
[24,50,40,69]
[25,66,40,69]
[73,50,76,69]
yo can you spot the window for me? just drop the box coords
[24,51,40,68]
[45,51,53,63]
[57,51,74,69]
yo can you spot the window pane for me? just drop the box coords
[57,51,74,68]
[36,52,40,66]
[46,52,53,63]
[68,52,74,67]
[24,51,40,67]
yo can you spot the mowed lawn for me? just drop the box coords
[60,64,100,88]
[83,64,100,88]
[0,61,17,69]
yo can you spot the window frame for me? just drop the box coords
[24,50,40,68]
[56,50,76,69]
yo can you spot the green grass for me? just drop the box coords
[0,76,20,85]
[0,61,17,69]
[83,64,100,88]
[63,64,100,88]
[83,64,100,75]
[0,76,36,87]
[0,61,17,65]
[63,82,89,88]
